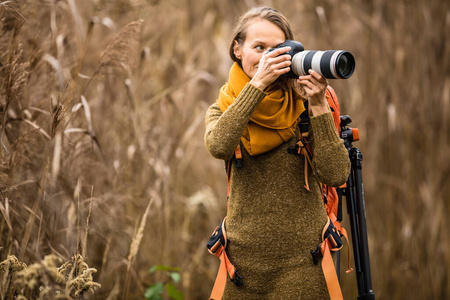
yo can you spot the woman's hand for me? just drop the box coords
[298,69,329,115]
[250,46,292,91]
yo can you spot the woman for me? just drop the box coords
[205,6,350,299]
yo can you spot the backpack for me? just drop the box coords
[294,86,354,300]
[206,86,352,300]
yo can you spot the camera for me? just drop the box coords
[268,40,355,79]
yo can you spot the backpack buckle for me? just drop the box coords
[310,244,322,265]
[231,270,243,286]
[287,144,300,154]
[235,158,243,168]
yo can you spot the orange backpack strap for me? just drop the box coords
[207,218,242,300]
[208,148,244,300]
[311,217,345,300]
[310,216,354,300]
[321,238,344,300]
[234,144,243,168]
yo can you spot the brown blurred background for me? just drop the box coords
[0,0,448,299]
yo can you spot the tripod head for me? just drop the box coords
[340,115,359,149]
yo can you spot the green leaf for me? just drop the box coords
[168,272,181,284]
[149,265,181,273]
[149,265,170,273]
[144,283,164,300]
[165,283,184,300]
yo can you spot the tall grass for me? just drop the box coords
[0,0,448,299]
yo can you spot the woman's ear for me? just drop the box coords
[233,40,242,60]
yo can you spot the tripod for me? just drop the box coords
[337,115,375,300]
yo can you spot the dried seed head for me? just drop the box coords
[97,19,144,76]
[0,255,27,274]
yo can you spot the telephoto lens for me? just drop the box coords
[292,50,355,79]
[272,40,356,79]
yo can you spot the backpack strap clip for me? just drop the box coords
[287,144,300,154]
[231,269,243,286]
[310,244,322,265]
[310,217,344,265]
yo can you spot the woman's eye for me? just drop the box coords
[255,45,264,51]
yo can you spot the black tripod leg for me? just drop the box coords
[351,148,375,300]
[345,168,365,296]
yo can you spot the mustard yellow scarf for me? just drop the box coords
[217,63,306,156]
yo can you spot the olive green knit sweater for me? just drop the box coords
[205,83,350,299]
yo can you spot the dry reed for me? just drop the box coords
[123,198,153,299]
[96,19,144,77]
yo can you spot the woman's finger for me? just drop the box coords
[308,69,328,85]
[265,46,291,58]
[271,54,292,65]
[273,59,291,70]
[298,79,317,92]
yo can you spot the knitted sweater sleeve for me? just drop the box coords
[310,112,351,187]
[205,83,266,160]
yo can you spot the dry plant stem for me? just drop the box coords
[76,178,82,256]
[123,198,153,299]
[82,186,94,259]
[66,0,90,90]
[51,132,62,186]
[124,78,141,148]
[0,198,13,232]
[34,212,43,256]
[19,160,49,261]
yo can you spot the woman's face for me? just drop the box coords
[234,19,286,79]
